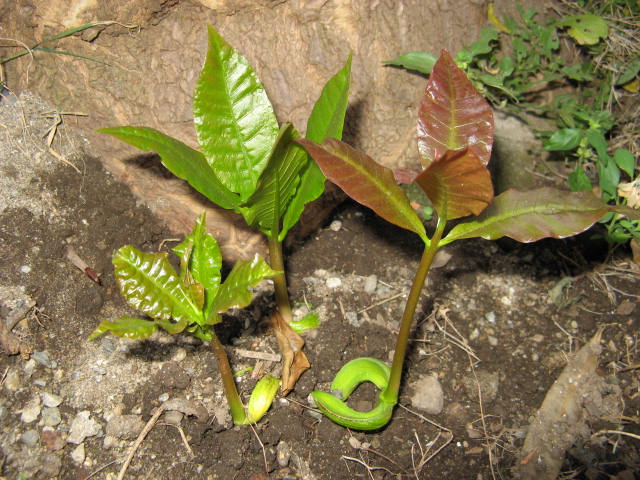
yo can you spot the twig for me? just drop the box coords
[159,423,194,458]
[357,291,408,314]
[592,429,640,441]
[85,460,119,479]
[66,245,101,284]
[249,423,269,475]
[234,348,281,362]
[468,350,497,480]
[117,404,165,480]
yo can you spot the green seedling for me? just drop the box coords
[89,213,279,425]
[297,50,638,430]
[98,24,351,392]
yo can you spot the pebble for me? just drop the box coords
[158,392,169,402]
[3,369,21,391]
[100,337,116,355]
[171,347,187,362]
[23,359,36,377]
[20,397,42,423]
[329,220,342,231]
[531,334,544,343]
[32,350,57,369]
[163,410,184,425]
[326,277,342,289]
[0,406,7,421]
[345,311,359,327]
[488,335,499,346]
[39,453,62,478]
[68,411,102,444]
[71,443,86,464]
[363,275,377,294]
[41,407,62,427]
[42,392,63,408]
[462,370,500,405]
[276,441,291,467]
[41,428,66,451]
[20,429,39,446]
[409,374,444,415]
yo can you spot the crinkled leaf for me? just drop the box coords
[415,148,493,221]
[212,254,278,314]
[173,213,222,318]
[271,312,310,395]
[113,246,202,333]
[193,24,279,200]
[89,317,157,340]
[440,188,614,246]
[418,50,493,167]
[98,126,240,210]
[560,14,608,46]
[281,54,352,241]
[297,138,428,243]
[383,51,437,75]
[615,58,640,86]
[239,124,306,237]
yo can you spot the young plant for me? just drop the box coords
[98,24,351,392]
[89,213,280,425]
[297,50,638,430]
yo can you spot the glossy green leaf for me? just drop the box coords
[440,188,614,246]
[212,254,279,314]
[418,50,494,166]
[281,55,352,241]
[289,311,319,334]
[544,128,582,151]
[98,126,240,210]
[239,124,306,237]
[113,246,202,333]
[173,213,222,318]
[560,14,608,46]
[567,165,592,191]
[193,24,279,200]
[614,149,635,178]
[297,138,428,243]
[415,148,493,221]
[383,51,437,75]
[88,317,157,340]
[246,375,280,424]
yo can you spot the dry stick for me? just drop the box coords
[249,423,269,475]
[592,429,640,442]
[158,423,194,458]
[398,404,453,470]
[357,291,408,314]
[117,404,166,480]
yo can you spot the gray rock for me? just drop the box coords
[363,275,377,294]
[70,443,85,464]
[409,374,444,415]
[20,429,39,446]
[462,369,500,405]
[31,350,57,369]
[41,407,62,427]
[42,392,62,408]
[20,396,42,423]
[39,453,62,478]
[106,414,144,440]
[68,411,102,444]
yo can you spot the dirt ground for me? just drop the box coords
[1,95,639,480]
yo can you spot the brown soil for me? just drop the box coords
[1,95,639,480]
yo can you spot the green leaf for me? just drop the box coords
[98,126,240,210]
[418,50,494,166]
[468,28,499,57]
[290,311,320,334]
[173,213,222,318]
[281,54,353,241]
[585,129,608,159]
[440,188,613,245]
[246,375,280,423]
[297,138,428,243]
[567,165,592,191]
[383,52,437,75]
[193,24,279,200]
[212,254,278,314]
[543,128,582,151]
[614,149,635,178]
[415,148,493,221]
[113,246,202,333]
[89,317,157,340]
[615,58,640,86]
[239,123,306,237]
[598,157,620,201]
[559,14,608,46]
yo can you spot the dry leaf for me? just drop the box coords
[270,312,310,395]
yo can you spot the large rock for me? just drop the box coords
[1,0,536,258]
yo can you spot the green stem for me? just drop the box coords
[268,234,293,323]
[381,216,446,404]
[209,331,247,425]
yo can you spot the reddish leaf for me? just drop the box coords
[297,138,428,243]
[440,188,616,245]
[418,50,493,167]
[415,148,493,221]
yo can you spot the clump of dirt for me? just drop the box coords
[1,94,639,480]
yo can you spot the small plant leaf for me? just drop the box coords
[613,149,635,179]
[415,148,493,221]
[113,246,202,333]
[544,128,582,151]
[246,375,280,423]
[193,25,279,200]
[440,188,615,245]
[297,138,428,243]
[559,14,608,46]
[282,54,352,241]
[89,317,157,340]
[290,311,320,334]
[98,126,240,210]
[271,312,310,395]
[383,52,438,75]
[418,50,494,166]
[567,165,592,191]
[212,254,278,314]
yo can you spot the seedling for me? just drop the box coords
[98,25,351,391]
[89,213,280,425]
[297,50,637,430]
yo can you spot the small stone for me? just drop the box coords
[276,441,291,467]
[100,337,116,355]
[329,220,342,231]
[159,362,191,390]
[0,406,7,421]
[162,410,183,425]
[71,443,86,464]
[23,359,36,377]
[20,429,39,446]
[105,413,145,441]
[20,265,31,273]
[68,411,102,444]
[313,269,328,278]
[410,374,444,415]
[42,392,63,408]
[32,351,57,369]
[41,428,66,451]
[3,369,21,391]
[469,328,480,341]
[39,452,62,478]
[462,370,500,405]
[171,347,187,362]
[20,396,42,423]
[158,392,169,402]
[485,311,496,323]
[41,407,62,427]
[531,334,544,343]
[488,335,499,346]
[363,275,377,294]
[326,277,342,289]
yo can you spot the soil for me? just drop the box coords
[1,95,639,480]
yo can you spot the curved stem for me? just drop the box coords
[381,216,446,404]
[209,331,247,425]
[268,234,293,323]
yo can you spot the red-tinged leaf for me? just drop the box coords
[440,188,614,246]
[415,148,493,221]
[418,50,493,167]
[297,138,428,243]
